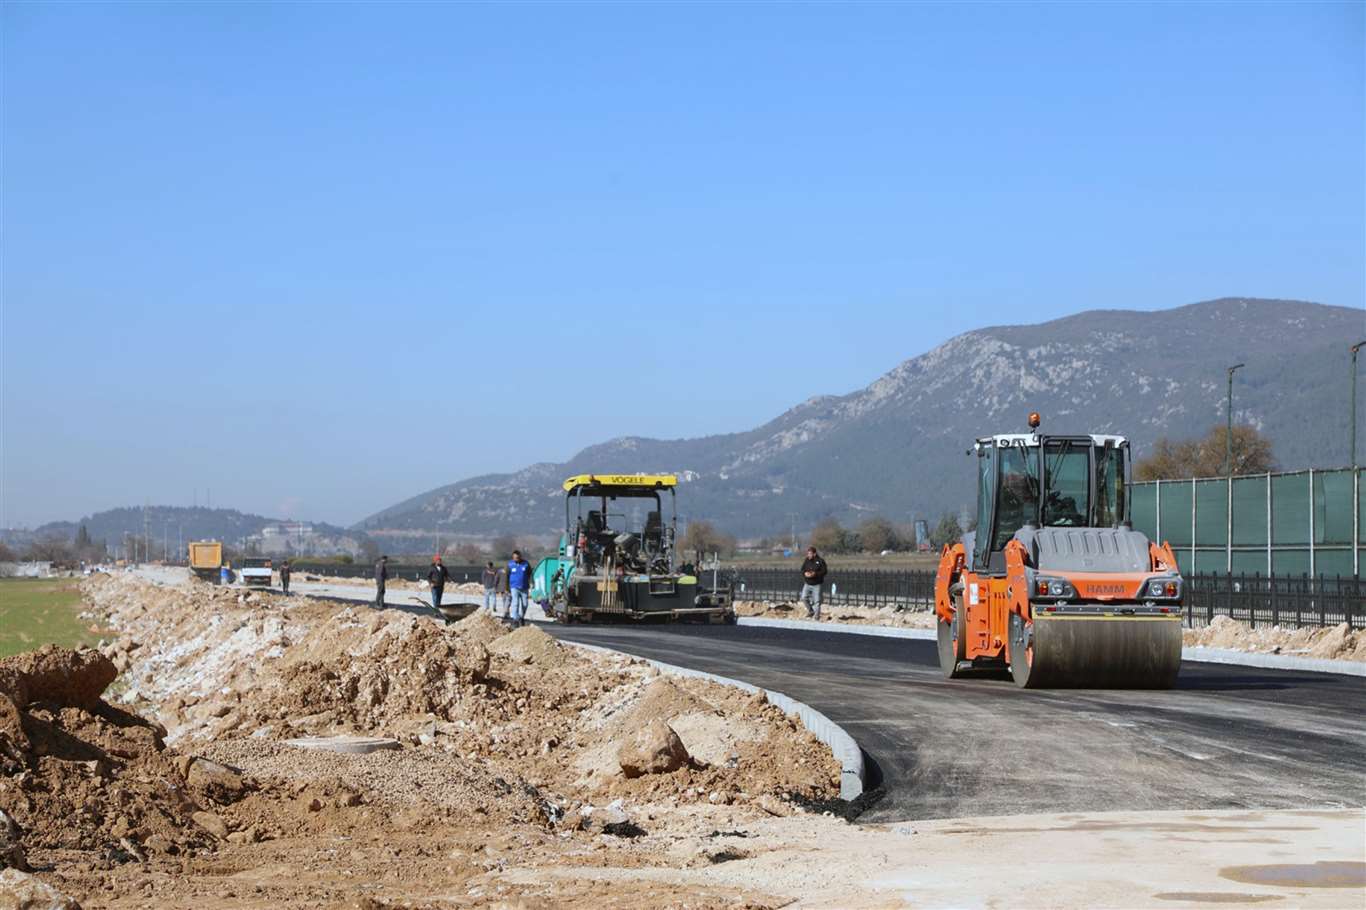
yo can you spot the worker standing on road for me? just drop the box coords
[507,550,532,627]
[279,559,291,595]
[481,561,498,614]
[220,562,230,586]
[374,555,388,607]
[428,554,450,615]
[799,546,828,620]
[495,564,510,616]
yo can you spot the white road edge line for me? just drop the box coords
[564,641,866,802]
[735,617,1366,678]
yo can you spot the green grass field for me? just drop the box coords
[0,577,103,659]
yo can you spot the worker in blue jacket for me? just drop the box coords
[507,550,532,627]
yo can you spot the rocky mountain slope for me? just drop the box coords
[358,298,1365,538]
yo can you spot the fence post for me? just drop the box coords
[1155,478,1162,545]
[1191,477,1198,574]
[1226,476,1233,573]
[1318,572,1325,627]
[1267,572,1277,627]
[1308,469,1316,578]
[1266,472,1273,576]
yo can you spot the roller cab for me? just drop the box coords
[934,415,1184,689]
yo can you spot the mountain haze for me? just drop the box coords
[17,507,367,557]
[358,299,1365,538]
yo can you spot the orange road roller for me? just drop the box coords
[934,413,1184,688]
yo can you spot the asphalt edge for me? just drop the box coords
[565,641,866,801]
[735,616,1366,677]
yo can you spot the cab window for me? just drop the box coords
[993,445,1040,550]
[1043,441,1089,527]
[1095,445,1126,527]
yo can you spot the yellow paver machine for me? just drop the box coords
[539,473,735,624]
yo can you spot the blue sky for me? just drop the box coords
[3,1,1362,528]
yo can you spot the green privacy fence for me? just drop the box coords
[1130,468,1364,577]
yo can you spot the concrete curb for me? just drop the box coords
[737,616,1366,678]
[566,641,866,801]
[1181,646,1366,677]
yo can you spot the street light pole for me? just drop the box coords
[1225,363,1245,476]
[1352,342,1365,468]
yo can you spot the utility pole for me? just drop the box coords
[1225,363,1244,476]
[1352,341,1365,468]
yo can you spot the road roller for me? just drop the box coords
[933,413,1184,688]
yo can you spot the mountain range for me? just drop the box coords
[358,298,1363,539]
[5,507,368,558]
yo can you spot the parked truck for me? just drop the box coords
[188,540,224,582]
[240,556,273,588]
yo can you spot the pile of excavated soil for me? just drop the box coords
[734,599,936,629]
[0,645,248,869]
[78,575,840,815]
[1,575,845,908]
[487,623,571,668]
[1184,615,1366,661]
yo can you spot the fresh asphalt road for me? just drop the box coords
[544,621,1366,824]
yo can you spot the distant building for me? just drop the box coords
[244,523,360,558]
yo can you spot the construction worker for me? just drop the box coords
[279,559,291,595]
[495,564,510,616]
[481,561,498,613]
[428,554,449,615]
[799,546,828,620]
[374,555,388,607]
[507,550,532,627]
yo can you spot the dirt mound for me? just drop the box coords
[0,646,258,868]
[487,624,568,667]
[733,599,936,629]
[0,646,117,712]
[78,573,841,810]
[263,615,495,736]
[1183,616,1366,661]
[453,608,508,647]
[617,678,717,732]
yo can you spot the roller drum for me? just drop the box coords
[1012,614,1182,689]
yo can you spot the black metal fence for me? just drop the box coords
[726,567,937,609]
[726,567,1362,630]
[1182,573,1363,630]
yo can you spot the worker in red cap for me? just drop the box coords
[427,554,450,617]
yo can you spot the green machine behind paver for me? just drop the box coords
[537,473,734,623]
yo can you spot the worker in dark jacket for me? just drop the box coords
[799,546,828,620]
[481,562,498,613]
[428,555,450,615]
[374,555,388,607]
[279,559,291,595]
